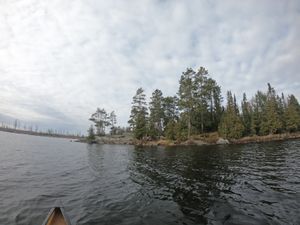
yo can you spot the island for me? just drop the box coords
[84,66,300,146]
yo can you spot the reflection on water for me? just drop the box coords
[129,146,240,224]
[0,131,299,225]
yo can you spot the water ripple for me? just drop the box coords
[0,132,299,225]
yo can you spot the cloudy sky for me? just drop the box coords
[0,0,299,133]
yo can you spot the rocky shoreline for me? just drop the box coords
[77,132,300,146]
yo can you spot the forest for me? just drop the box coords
[127,66,300,141]
[88,66,300,142]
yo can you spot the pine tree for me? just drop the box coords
[178,68,196,139]
[178,66,222,136]
[162,96,179,128]
[90,108,110,136]
[193,67,209,133]
[128,88,148,139]
[210,79,223,131]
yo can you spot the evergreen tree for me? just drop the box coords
[178,66,222,136]
[218,91,244,139]
[149,89,164,139]
[192,67,222,133]
[241,93,252,136]
[193,67,209,133]
[178,68,196,139]
[162,96,179,128]
[90,108,110,136]
[233,94,239,114]
[285,94,300,132]
[175,116,189,141]
[164,120,177,140]
[210,79,223,131]
[128,88,148,139]
[162,96,179,140]
[277,93,286,131]
[250,91,267,135]
[260,84,282,134]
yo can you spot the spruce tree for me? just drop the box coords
[241,93,252,136]
[250,91,267,135]
[218,91,244,139]
[285,94,300,132]
[260,84,282,134]
[128,88,148,139]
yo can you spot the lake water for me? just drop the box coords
[0,131,299,225]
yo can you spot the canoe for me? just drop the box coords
[42,207,72,225]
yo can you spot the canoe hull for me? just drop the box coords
[42,207,72,225]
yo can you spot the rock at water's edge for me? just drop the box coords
[216,138,230,144]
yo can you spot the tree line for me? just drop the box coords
[128,66,300,140]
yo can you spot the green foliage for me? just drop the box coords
[124,67,300,142]
[164,120,177,140]
[133,112,148,139]
[175,118,188,141]
[162,96,179,128]
[90,108,116,136]
[178,67,223,138]
[250,91,267,135]
[178,68,195,138]
[260,84,283,135]
[218,91,244,139]
[129,88,148,140]
[241,93,252,136]
[149,89,164,139]
[285,95,300,132]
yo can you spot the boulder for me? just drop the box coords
[216,138,230,144]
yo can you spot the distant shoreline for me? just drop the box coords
[0,127,80,139]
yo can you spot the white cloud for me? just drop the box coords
[0,0,299,132]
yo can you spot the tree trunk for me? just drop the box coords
[201,110,204,133]
[188,112,191,139]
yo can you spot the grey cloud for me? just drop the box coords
[0,0,299,133]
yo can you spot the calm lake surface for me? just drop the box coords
[0,131,299,225]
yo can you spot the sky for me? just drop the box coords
[0,0,299,134]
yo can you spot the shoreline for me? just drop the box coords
[1,128,299,146]
[80,132,300,146]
